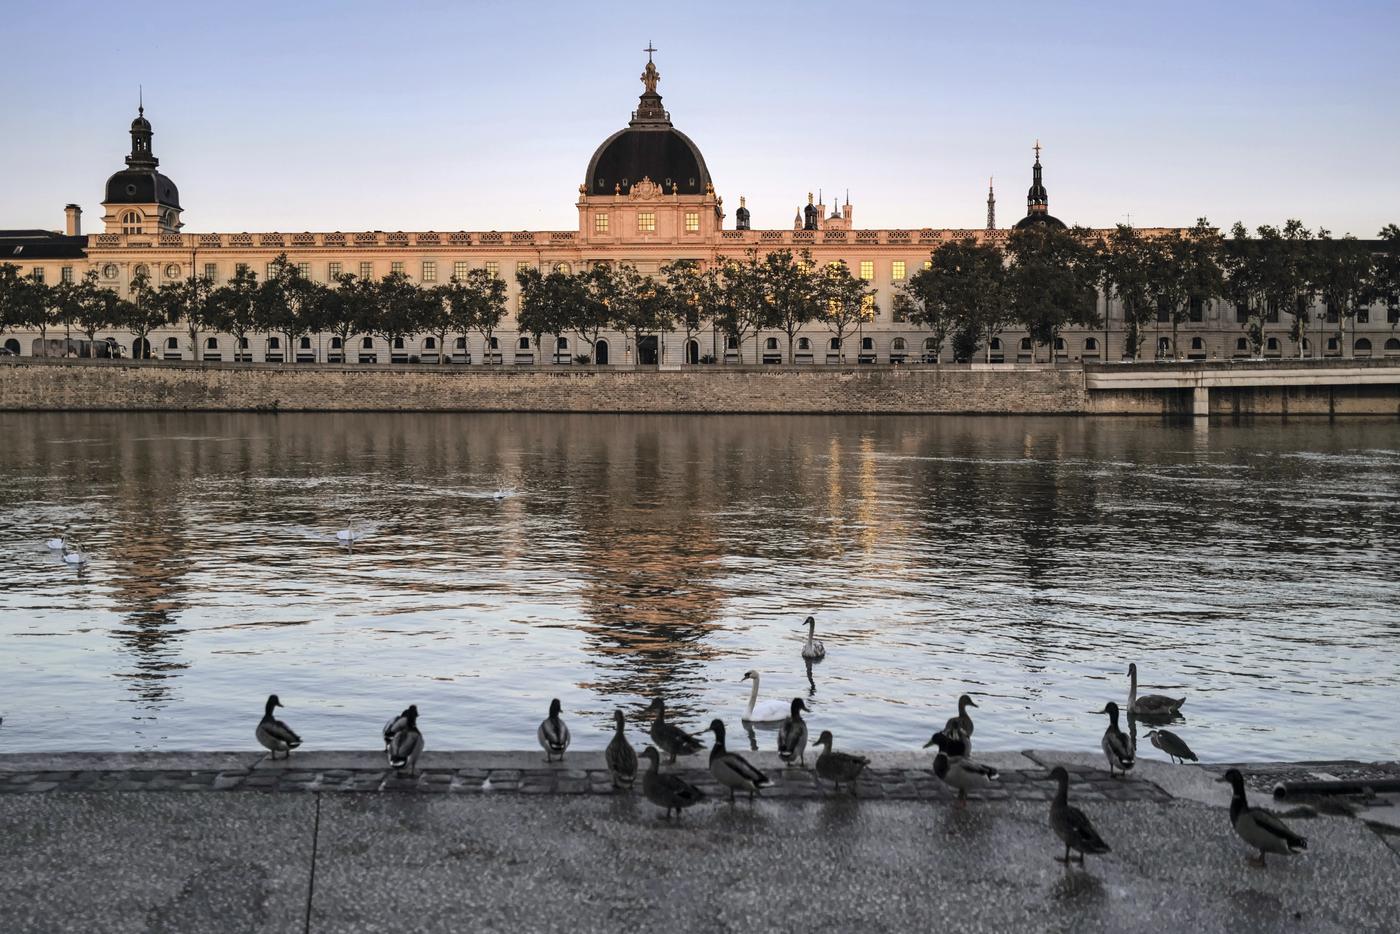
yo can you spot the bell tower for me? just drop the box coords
[101,97,183,235]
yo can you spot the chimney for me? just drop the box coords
[64,204,82,237]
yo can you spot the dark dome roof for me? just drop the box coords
[105,169,181,209]
[585,126,710,196]
[1014,212,1066,231]
[131,113,152,132]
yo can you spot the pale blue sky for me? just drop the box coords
[5,0,1398,236]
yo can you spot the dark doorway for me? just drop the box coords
[594,339,609,365]
[637,335,658,365]
[685,339,699,364]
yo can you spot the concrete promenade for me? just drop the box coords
[2,751,1398,933]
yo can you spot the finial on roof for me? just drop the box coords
[644,41,656,63]
[139,84,144,117]
[1034,139,1041,162]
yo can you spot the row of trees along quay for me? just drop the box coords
[1,220,1398,364]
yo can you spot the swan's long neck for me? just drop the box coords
[1129,670,1138,708]
[746,677,760,717]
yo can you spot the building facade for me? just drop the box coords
[4,54,1397,365]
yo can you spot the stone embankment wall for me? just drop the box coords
[0,359,1086,414]
[3,359,1399,415]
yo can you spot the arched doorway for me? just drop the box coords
[132,337,151,359]
[595,339,610,365]
[685,339,699,364]
[3,338,20,355]
[637,335,658,365]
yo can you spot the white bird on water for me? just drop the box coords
[797,615,826,660]
[741,670,791,723]
[46,533,66,550]
[61,542,88,566]
[335,524,360,544]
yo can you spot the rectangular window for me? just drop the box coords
[923,260,932,270]
[203,262,218,282]
[517,261,531,275]
[266,263,277,279]
[359,261,373,279]
[31,267,44,283]
[685,212,699,232]
[861,294,877,318]
[1189,297,1204,322]
[297,262,311,279]
[1357,307,1369,324]
[390,261,404,275]
[485,261,500,278]
[328,262,342,280]
[422,261,437,282]
[638,212,656,232]
[454,261,469,280]
[859,261,874,281]
[595,213,609,233]
[1235,301,1249,324]
[61,266,74,283]
[892,261,906,281]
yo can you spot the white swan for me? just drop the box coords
[61,543,88,566]
[741,670,791,723]
[335,526,360,544]
[797,615,826,660]
[492,489,512,501]
[46,534,65,550]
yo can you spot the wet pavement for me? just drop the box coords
[1,752,1397,933]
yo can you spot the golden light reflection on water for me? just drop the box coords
[1,411,1398,759]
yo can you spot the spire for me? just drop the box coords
[630,43,670,126]
[1026,140,1048,216]
[126,96,157,170]
[987,176,996,230]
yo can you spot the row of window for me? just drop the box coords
[592,212,702,234]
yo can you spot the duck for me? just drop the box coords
[1146,728,1198,764]
[1128,663,1185,718]
[386,705,423,775]
[640,746,705,819]
[255,694,302,759]
[705,718,773,801]
[797,616,826,660]
[382,704,415,750]
[924,732,998,807]
[605,709,638,789]
[537,698,570,762]
[741,670,790,723]
[777,698,810,766]
[1097,702,1135,778]
[812,730,870,794]
[645,698,706,763]
[1048,765,1112,864]
[1217,768,1307,867]
[942,694,978,753]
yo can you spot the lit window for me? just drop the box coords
[517,261,531,275]
[454,261,469,280]
[685,212,699,232]
[595,213,609,233]
[297,262,311,279]
[359,261,372,278]
[892,261,906,280]
[31,267,45,283]
[923,260,932,270]
[120,210,142,235]
[554,262,572,274]
[134,264,149,277]
[203,262,217,282]
[266,263,277,278]
[638,212,655,232]
[422,261,437,282]
[391,261,404,275]
[328,262,342,279]
[859,261,874,281]
[861,294,876,317]
[61,266,73,283]
[485,261,500,278]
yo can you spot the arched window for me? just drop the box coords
[240,337,250,349]
[330,337,343,349]
[165,336,179,350]
[423,337,436,349]
[1019,337,1032,350]
[490,337,500,349]
[1386,338,1400,353]
[1355,337,1372,355]
[393,337,405,349]
[205,337,218,349]
[1054,337,1066,350]
[1266,337,1280,351]
[1190,337,1204,350]
[765,337,778,350]
[861,337,873,350]
[300,337,312,349]
[726,336,738,350]
[891,337,907,351]
[829,337,840,350]
[134,264,150,278]
[120,211,142,235]
[362,336,374,349]
[455,337,466,349]
[991,338,1002,350]
[1236,337,1249,350]
[1084,337,1099,351]
[518,336,530,350]
[268,337,281,349]
[556,337,568,350]
[924,337,937,350]
[553,262,572,274]
[797,337,811,350]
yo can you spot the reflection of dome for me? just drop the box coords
[583,53,711,196]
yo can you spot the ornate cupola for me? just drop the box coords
[735,196,751,230]
[1013,140,1066,231]
[578,46,720,244]
[101,99,183,235]
[802,192,818,230]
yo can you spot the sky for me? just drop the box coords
[4,0,1398,237]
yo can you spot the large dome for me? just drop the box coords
[584,52,711,197]
[585,126,710,196]
[105,169,181,208]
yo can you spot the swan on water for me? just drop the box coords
[797,616,826,661]
[741,670,791,723]
[61,542,88,566]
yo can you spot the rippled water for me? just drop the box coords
[1,412,1398,762]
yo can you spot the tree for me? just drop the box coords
[660,260,707,361]
[120,270,167,359]
[261,255,316,363]
[1223,223,1267,356]
[710,251,768,364]
[760,249,820,364]
[816,259,874,364]
[176,274,218,362]
[1007,225,1100,362]
[327,273,375,362]
[1273,220,1317,358]
[372,272,426,362]
[566,264,618,362]
[515,266,574,364]
[900,237,1008,364]
[419,283,454,363]
[1314,229,1373,357]
[72,271,118,357]
[208,266,260,362]
[1375,225,1400,330]
[462,267,508,363]
[607,264,672,364]
[0,263,48,352]
[1101,226,1156,360]
[1148,220,1225,359]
